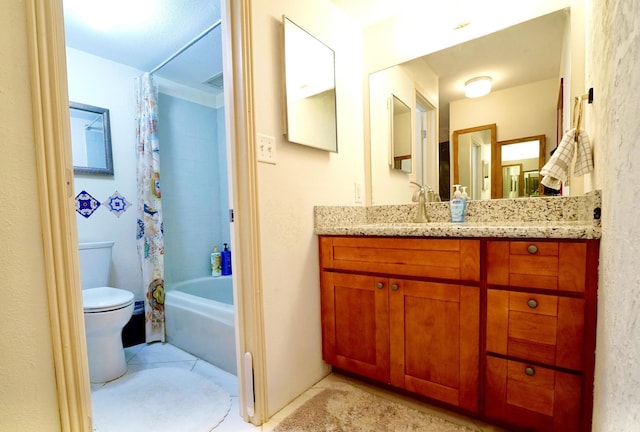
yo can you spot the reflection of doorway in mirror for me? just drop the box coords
[439,142,450,200]
[502,164,523,198]
[524,170,540,197]
[469,138,492,200]
[454,125,495,200]
[415,92,437,192]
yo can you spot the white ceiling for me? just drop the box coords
[63,0,223,92]
[418,10,566,132]
[63,0,565,117]
[331,0,419,28]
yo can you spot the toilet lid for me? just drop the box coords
[83,287,134,313]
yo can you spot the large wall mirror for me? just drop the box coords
[70,102,113,176]
[282,16,337,152]
[368,8,571,203]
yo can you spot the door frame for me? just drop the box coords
[25,0,267,429]
[415,91,438,193]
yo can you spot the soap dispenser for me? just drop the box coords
[461,186,469,200]
[450,185,466,223]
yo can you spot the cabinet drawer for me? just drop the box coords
[319,237,480,282]
[487,289,585,370]
[485,356,582,432]
[487,240,586,292]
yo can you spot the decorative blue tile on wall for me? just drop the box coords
[75,190,100,218]
[103,191,132,218]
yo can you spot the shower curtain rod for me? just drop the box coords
[149,19,222,75]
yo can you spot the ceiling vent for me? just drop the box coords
[203,72,224,89]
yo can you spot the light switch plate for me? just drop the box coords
[256,133,276,164]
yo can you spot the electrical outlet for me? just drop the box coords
[354,182,364,204]
[256,133,276,164]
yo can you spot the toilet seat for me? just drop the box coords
[83,287,135,313]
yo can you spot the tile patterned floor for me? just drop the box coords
[92,343,507,431]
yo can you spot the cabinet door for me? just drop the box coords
[321,272,390,382]
[388,279,479,411]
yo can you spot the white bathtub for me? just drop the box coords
[165,276,236,375]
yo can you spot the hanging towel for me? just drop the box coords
[541,128,593,189]
[574,129,594,176]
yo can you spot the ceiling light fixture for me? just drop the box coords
[464,76,492,98]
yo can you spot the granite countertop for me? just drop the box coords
[314,191,602,240]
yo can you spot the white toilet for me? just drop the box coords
[79,241,135,383]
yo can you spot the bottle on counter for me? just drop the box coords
[211,245,222,277]
[460,186,470,215]
[450,184,466,223]
[221,243,232,276]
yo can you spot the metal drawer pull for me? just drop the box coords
[527,299,538,309]
[525,366,536,376]
[391,283,399,291]
[376,282,384,289]
[527,244,538,254]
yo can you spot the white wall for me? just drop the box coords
[249,0,364,416]
[67,48,144,299]
[588,0,640,429]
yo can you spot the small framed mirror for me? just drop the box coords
[282,16,337,152]
[70,102,113,176]
[390,94,411,173]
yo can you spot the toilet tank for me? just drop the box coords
[78,241,115,289]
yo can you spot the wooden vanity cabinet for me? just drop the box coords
[319,236,481,412]
[318,236,598,432]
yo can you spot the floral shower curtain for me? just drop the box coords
[135,73,165,343]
